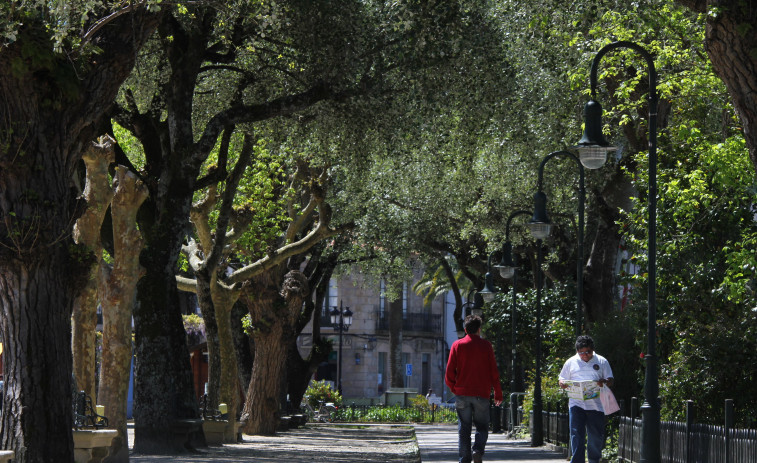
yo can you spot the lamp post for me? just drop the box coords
[330,301,353,394]
[493,210,530,434]
[531,150,595,336]
[576,41,660,463]
[526,230,545,447]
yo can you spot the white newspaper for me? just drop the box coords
[564,380,601,400]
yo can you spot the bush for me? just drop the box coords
[304,380,342,408]
[409,394,429,409]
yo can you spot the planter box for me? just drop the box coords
[72,429,117,463]
[0,450,13,462]
[202,420,228,445]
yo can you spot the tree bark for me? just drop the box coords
[242,271,308,435]
[231,301,254,400]
[72,137,116,402]
[0,257,77,461]
[99,166,148,463]
[389,297,405,389]
[677,0,757,169]
[133,207,202,453]
[0,9,159,460]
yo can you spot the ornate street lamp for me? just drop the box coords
[492,210,530,434]
[532,150,594,336]
[578,41,660,463]
[330,301,353,394]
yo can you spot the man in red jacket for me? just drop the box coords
[445,314,503,463]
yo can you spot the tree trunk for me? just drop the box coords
[242,271,308,435]
[389,298,405,389]
[216,295,241,425]
[72,280,100,400]
[0,10,158,462]
[231,300,254,400]
[72,136,116,401]
[286,337,331,409]
[133,210,201,453]
[0,257,77,462]
[583,170,634,324]
[195,270,222,412]
[677,0,757,169]
[99,166,148,463]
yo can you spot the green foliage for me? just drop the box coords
[304,380,342,408]
[332,404,457,424]
[182,313,205,345]
[408,394,429,409]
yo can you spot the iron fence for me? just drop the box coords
[618,398,757,463]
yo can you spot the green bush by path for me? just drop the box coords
[332,403,457,424]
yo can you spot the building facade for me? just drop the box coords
[296,268,455,401]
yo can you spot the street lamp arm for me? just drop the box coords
[590,41,658,102]
[536,150,585,193]
[505,210,532,240]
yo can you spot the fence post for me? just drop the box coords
[619,400,625,461]
[685,400,694,463]
[510,393,518,433]
[725,399,734,463]
[631,397,638,462]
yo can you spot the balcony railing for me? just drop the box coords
[375,312,442,333]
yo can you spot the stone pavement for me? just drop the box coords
[129,423,420,462]
[127,422,567,462]
[414,424,567,462]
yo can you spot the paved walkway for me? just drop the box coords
[127,422,567,462]
[415,424,567,462]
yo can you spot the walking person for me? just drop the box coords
[445,314,503,463]
[558,335,614,463]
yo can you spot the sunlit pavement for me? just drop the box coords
[414,424,566,462]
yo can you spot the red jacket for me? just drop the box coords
[445,334,503,402]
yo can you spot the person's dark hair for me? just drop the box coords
[575,335,594,351]
[463,314,482,334]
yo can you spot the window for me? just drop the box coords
[379,279,386,319]
[402,352,411,388]
[402,281,408,318]
[378,352,387,394]
[321,278,339,317]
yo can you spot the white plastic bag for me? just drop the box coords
[600,386,620,415]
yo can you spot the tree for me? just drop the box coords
[676,0,757,171]
[112,0,516,440]
[0,4,160,461]
[72,138,116,401]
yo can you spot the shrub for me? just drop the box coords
[304,380,342,408]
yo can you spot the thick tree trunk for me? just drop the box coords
[216,295,241,425]
[195,271,222,412]
[133,204,201,453]
[72,137,116,401]
[389,298,405,389]
[676,0,757,168]
[231,300,254,400]
[286,337,330,409]
[0,258,76,462]
[99,166,148,463]
[0,10,158,463]
[72,280,100,400]
[242,271,308,435]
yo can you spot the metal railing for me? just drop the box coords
[375,312,442,333]
[618,398,757,463]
